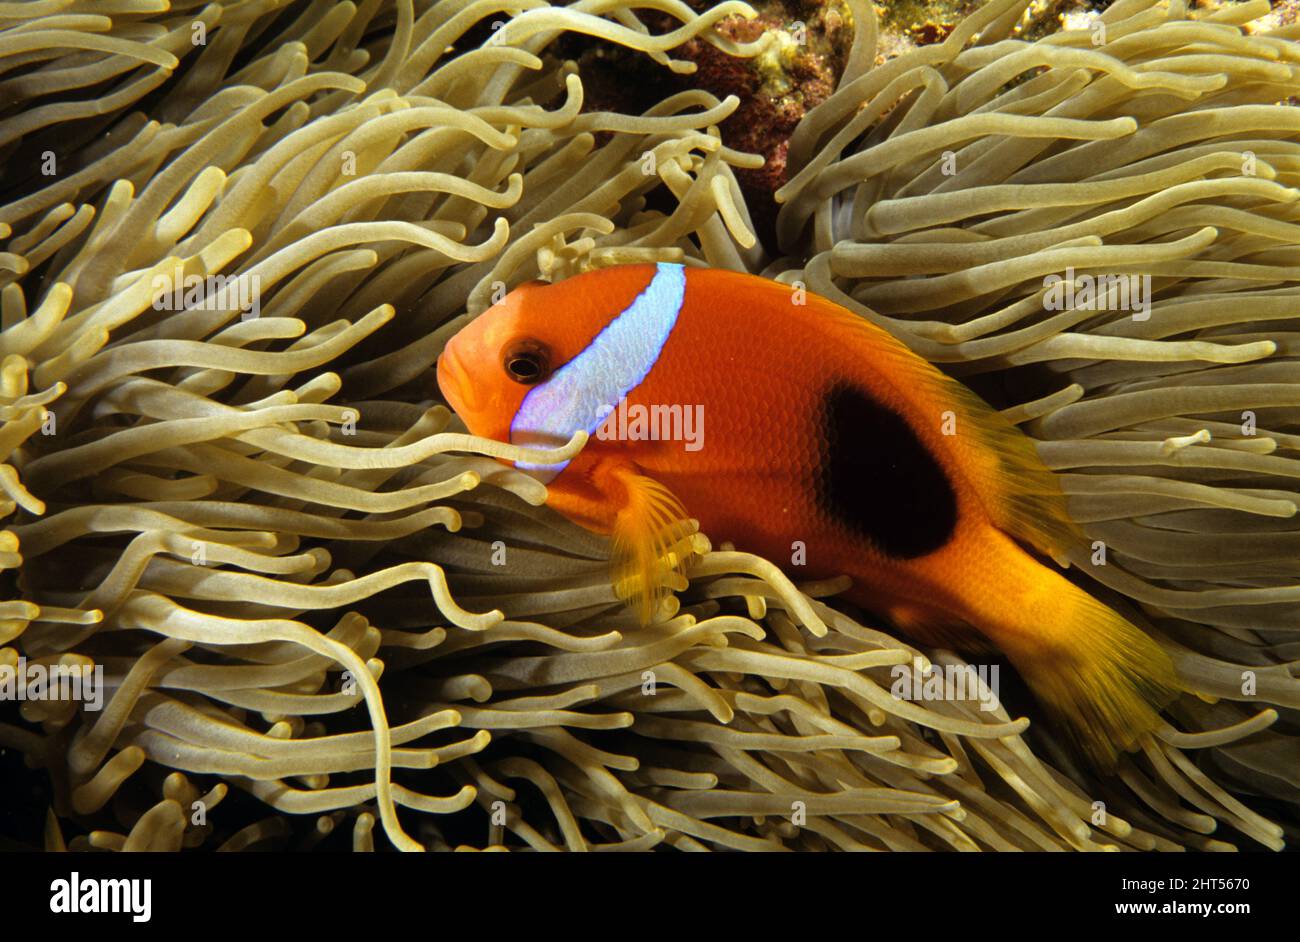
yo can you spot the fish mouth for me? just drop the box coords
[436,345,481,416]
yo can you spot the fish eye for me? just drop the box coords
[503,339,551,385]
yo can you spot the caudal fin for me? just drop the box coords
[994,572,1181,768]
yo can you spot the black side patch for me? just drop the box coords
[819,384,958,558]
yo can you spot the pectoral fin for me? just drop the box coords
[606,466,698,624]
[545,459,698,622]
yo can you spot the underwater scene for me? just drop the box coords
[0,0,1297,878]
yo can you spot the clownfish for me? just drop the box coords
[436,262,1180,765]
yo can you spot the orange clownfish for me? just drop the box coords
[436,263,1180,764]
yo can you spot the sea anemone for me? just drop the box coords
[0,0,1296,852]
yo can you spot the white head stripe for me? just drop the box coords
[511,262,686,480]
